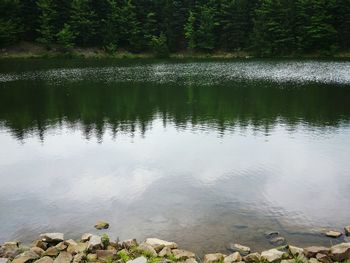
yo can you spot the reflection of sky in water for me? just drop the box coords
[0,119,349,253]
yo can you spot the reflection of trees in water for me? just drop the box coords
[0,80,349,142]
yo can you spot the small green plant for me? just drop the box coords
[101,233,110,248]
[166,254,177,262]
[117,249,130,262]
[148,257,164,263]
[56,23,75,50]
[150,32,169,58]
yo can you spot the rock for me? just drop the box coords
[73,253,84,263]
[159,247,172,257]
[43,247,60,257]
[33,240,47,250]
[40,233,64,243]
[12,251,40,263]
[55,242,68,251]
[86,254,97,262]
[309,259,320,263]
[96,250,117,261]
[264,231,279,238]
[126,256,147,263]
[87,235,102,251]
[172,249,195,260]
[280,260,294,263]
[94,221,109,230]
[224,252,242,263]
[67,243,87,255]
[325,230,342,238]
[243,253,261,263]
[0,258,8,263]
[137,243,157,257]
[345,226,350,236]
[65,240,78,247]
[54,251,73,263]
[81,234,92,242]
[33,256,54,263]
[304,247,329,258]
[269,236,286,246]
[315,253,331,263]
[145,238,178,251]
[227,244,251,256]
[182,259,199,263]
[121,239,138,249]
[30,247,45,257]
[204,253,225,263]
[289,246,304,256]
[0,241,21,258]
[261,249,287,263]
[330,242,350,262]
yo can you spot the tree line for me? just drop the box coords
[1,0,350,56]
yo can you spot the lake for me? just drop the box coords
[0,59,349,255]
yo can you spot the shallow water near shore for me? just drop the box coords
[0,59,350,255]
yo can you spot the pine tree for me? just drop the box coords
[184,10,196,49]
[36,0,58,47]
[0,0,23,46]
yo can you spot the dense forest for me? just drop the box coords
[1,0,350,56]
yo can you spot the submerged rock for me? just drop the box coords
[224,252,242,263]
[325,230,342,238]
[172,249,195,260]
[40,233,64,243]
[330,242,350,262]
[94,221,109,230]
[54,251,73,263]
[261,249,287,263]
[126,256,147,263]
[269,236,286,246]
[227,244,251,256]
[203,253,225,263]
[145,238,178,251]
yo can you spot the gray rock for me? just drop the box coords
[227,244,251,256]
[345,226,350,236]
[304,246,329,258]
[325,230,342,238]
[243,253,261,263]
[204,253,225,263]
[87,235,102,251]
[269,236,286,246]
[0,242,21,258]
[33,256,54,263]
[261,249,287,263]
[0,258,9,263]
[224,252,242,263]
[315,253,331,263]
[40,233,64,243]
[121,239,138,249]
[289,246,303,256]
[12,251,40,263]
[94,221,109,230]
[264,231,279,238]
[54,251,73,263]
[67,243,87,255]
[330,242,350,262]
[172,249,195,260]
[96,250,117,261]
[126,256,147,263]
[138,243,157,257]
[145,238,178,251]
[158,247,172,257]
[81,234,92,242]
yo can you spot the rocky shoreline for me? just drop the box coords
[1,225,350,263]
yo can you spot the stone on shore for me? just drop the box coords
[12,250,40,263]
[224,252,242,263]
[145,238,178,251]
[126,256,147,263]
[228,244,251,256]
[65,240,78,247]
[67,243,87,255]
[96,249,117,261]
[172,249,195,260]
[261,249,287,262]
[33,240,47,250]
[40,233,64,243]
[0,242,21,258]
[73,253,84,263]
[0,258,8,263]
[86,254,97,262]
[54,251,73,263]
[289,246,304,256]
[30,247,45,257]
[158,247,172,257]
[316,253,332,263]
[204,253,225,263]
[33,256,54,263]
[87,235,102,251]
[43,247,60,257]
[121,239,138,249]
[330,242,350,262]
[344,226,350,236]
[137,243,157,257]
[94,221,109,230]
[304,246,329,258]
[81,234,92,242]
[182,259,199,263]
[309,259,320,263]
[325,230,342,238]
[243,253,261,263]
[55,242,68,251]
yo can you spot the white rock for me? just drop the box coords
[126,256,147,263]
[0,258,9,263]
[172,249,195,260]
[158,246,172,257]
[87,235,102,251]
[40,233,64,243]
[204,253,225,263]
[81,233,92,242]
[330,242,350,262]
[145,238,178,251]
[224,252,242,263]
[289,246,303,256]
[261,249,286,262]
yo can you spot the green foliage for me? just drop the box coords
[56,23,75,49]
[36,0,57,47]
[150,32,169,58]
[101,233,110,248]
[117,249,130,262]
[0,0,23,47]
[184,11,196,49]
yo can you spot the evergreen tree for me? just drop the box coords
[184,10,196,49]
[56,23,75,49]
[36,0,58,46]
[0,0,22,46]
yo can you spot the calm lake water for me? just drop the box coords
[0,59,350,254]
